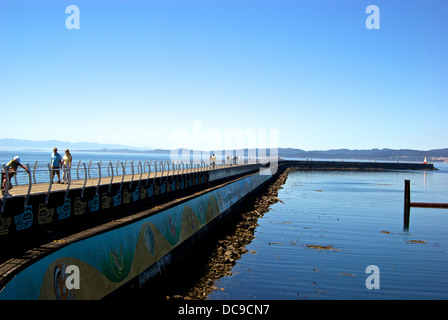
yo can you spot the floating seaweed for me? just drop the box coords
[305,244,341,251]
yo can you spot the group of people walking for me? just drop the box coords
[207,154,241,169]
[50,147,73,184]
[1,148,72,195]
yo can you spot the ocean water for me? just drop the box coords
[0,150,256,186]
[0,150,191,185]
[3,149,447,299]
[208,164,448,300]
[0,150,173,167]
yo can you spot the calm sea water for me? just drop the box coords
[0,150,172,166]
[208,163,448,300]
[3,150,447,299]
[0,150,184,184]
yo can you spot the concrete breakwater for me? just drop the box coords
[282,160,435,171]
[155,168,293,300]
[0,160,434,299]
[0,163,277,299]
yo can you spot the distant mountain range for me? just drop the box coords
[0,139,142,152]
[274,148,448,162]
[1,139,447,162]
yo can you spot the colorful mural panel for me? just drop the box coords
[0,172,270,300]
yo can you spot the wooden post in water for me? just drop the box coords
[404,179,411,228]
[403,179,448,228]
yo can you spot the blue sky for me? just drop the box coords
[1,0,447,151]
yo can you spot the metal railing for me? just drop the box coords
[1,158,262,213]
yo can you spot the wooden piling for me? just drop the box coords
[403,179,448,228]
[404,180,411,228]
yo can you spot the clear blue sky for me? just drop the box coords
[1,0,447,151]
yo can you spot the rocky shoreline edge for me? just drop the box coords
[166,167,292,300]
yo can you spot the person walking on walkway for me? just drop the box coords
[62,149,72,183]
[1,156,30,195]
[51,147,63,184]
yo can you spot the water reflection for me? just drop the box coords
[208,164,448,300]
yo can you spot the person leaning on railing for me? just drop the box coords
[1,156,30,195]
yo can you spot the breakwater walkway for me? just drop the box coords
[279,159,435,171]
[3,159,435,198]
[1,160,267,243]
[0,159,435,299]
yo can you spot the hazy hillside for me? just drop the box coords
[1,139,447,162]
[275,148,448,162]
[0,139,140,152]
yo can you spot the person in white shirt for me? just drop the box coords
[62,149,72,184]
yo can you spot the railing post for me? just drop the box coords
[146,160,152,186]
[98,160,103,180]
[159,160,164,183]
[120,161,125,190]
[88,160,92,179]
[138,161,143,184]
[129,160,135,189]
[33,161,38,184]
[95,162,101,195]
[76,160,81,180]
[154,160,158,180]
[23,163,32,207]
[64,164,71,201]
[108,161,114,192]
[404,179,411,228]
[81,162,87,198]
[45,163,52,204]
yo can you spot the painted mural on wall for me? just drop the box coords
[0,172,269,300]
[0,172,208,236]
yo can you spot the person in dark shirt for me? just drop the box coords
[51,148,63,184]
